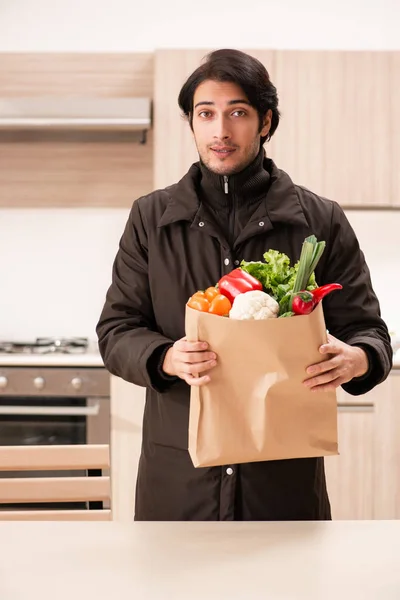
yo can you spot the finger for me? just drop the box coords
[304,367,341,389]
[180,358,217,375]
[319,340,339,355]
[175,339,209,353]
[178,351,216,364]
[184,374,211,387]
[306,356,341,376]
[308,377,343,392]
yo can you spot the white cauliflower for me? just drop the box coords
[229,290,279,320]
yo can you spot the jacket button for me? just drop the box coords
[224,258,230,266]
[226,467,234,475]
[258,221,264,227]
[234,260,240,266]
[199,221,205,227]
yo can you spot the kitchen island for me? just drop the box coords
[1,520,399,599]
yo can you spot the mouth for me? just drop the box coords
[210,147,236,157]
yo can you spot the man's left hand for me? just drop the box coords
[304,334,369,392]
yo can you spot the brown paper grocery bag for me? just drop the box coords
[185,302,338,467]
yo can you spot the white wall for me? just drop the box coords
[0,209,129,341]
[1,0,399,341]
[0,0,400,52]
[1,207,399,341]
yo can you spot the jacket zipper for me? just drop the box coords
[223,175,236,248]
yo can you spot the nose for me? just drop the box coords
[213,115,231,141]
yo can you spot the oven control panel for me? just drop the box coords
[0,368,110,397]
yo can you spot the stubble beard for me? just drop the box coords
[198,138,261,176]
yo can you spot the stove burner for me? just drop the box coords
[0,338,89,355]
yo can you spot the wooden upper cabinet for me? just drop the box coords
[153,49,204,189]
[0,53,154,208]
[268,51,398,208]
[154,49,399,207]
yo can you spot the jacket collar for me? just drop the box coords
[158,154,309,231]
[198,147,269,210]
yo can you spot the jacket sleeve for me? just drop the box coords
[96,199,177,392]
[319,202,393,396]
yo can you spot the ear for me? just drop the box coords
[260,109,272,138]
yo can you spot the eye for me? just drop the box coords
[232,110,247,117]
[198,110,212,118]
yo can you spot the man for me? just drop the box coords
[97,49,392,521]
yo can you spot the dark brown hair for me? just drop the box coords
[178,48,280,145]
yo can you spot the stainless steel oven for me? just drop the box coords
[0,365,110,510]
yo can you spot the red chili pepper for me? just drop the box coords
[217,268,263,304]
[292,283,343,315]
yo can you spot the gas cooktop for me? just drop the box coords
[0,338,89,355]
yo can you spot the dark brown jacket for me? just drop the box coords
[97,153,392,521]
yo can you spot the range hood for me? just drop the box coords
[0,97,152,132]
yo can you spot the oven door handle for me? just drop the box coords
[0,404,100,417]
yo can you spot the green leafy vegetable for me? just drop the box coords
[240,236,325,317]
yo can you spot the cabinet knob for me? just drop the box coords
[33,376,45,390]
[0,376,8,389]
[71,377,83,390]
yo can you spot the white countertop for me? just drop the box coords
[0,347,399,369]
[1,521,399,600]
[0,350,104,367]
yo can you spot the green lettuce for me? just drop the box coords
[241,250,318,315]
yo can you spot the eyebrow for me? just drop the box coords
[194,99,251,109]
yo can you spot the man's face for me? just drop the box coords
[191,79,271,176]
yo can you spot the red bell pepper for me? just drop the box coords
[217,268,263,304]
[292,283,343,315]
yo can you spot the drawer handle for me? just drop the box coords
[337,403,374,413]
[0,404,100,417]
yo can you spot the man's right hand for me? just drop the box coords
[162,338,217,386]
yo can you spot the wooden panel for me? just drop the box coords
[269,51,395,207]
[0,444,110,471]
[0,53,153,207]
[155,49,399,207]
[0,130,153,207]
[325,406,374,519]
[154,49,276,189]
[0,476,110,503]
[154,49,205,189]
[373,373,400,518]
[391,53,400,206]
[0,509,111,521]
[0,53,153,97]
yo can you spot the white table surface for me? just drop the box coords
[1,521,399,600]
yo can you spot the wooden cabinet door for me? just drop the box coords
[269,51,397,208]
[325,396,375,520]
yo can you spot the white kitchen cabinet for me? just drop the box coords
[325,374,400,520]
[325,397,374,520]
[373,371,400,519]
[110,376,145,521]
